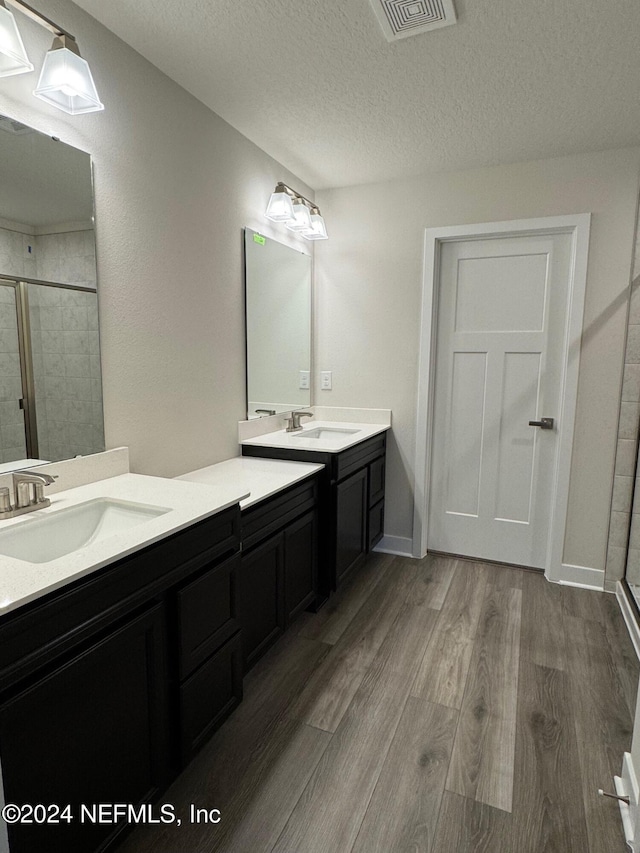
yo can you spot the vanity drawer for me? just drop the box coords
[333,434,386,482]
[176,554,240,679]
[179,631,242,765]
[241,478,318,551]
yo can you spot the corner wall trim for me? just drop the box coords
[616,581,640,662]
[550,563,604,590]
[374,535,413,558]
[618,752,639,851]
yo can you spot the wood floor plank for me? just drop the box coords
[287,558,418,732]
[412,561,489,709]
[351,697,458,853]
[561,583,606,622]
[299,552,395,645]
[271,602,439,853]
[431,791,512,853]
[446,583,522,812]
[510,660,589,852]
[207,719,332,853]
[563,613,633,853]
[520,571,566,671]
[411,553,458,611]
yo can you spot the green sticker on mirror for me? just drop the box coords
[253,234,266,245]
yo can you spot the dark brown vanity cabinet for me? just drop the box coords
[0,506,242,853]
[242,432,387,599]
[238,477,318,671]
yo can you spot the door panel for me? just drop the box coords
[429,233,571,568]
[446,351,487,517]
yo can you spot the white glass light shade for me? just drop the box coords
[0,5,33,77]
[302,211,328,240]
[285,199,312,232]
[34,45,104,114]
[265,188,295,222]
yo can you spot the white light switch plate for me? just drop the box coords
[299,370,310,390]
[321,371,332,390]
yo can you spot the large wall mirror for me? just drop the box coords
[244,228,311,418]
[0,113,104,468]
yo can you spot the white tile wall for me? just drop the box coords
[0,225,96,289]
[607,219,640,582]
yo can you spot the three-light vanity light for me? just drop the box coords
[0,0,103,114]
[265,182,328,241]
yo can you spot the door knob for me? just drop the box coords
[528,417,554,430]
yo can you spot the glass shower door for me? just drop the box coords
[0,283,29,464]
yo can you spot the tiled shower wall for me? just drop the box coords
[606,215,640,587]
[29,285,104,463]
[0,222,96,288]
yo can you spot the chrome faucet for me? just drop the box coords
[284,411,314,432]
[0,471,56,519]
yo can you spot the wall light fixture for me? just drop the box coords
[0,0,103,114]
[265,182,328,241]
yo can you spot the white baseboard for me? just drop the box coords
[548,562,605,590]
[617,582,640,662]
[617,752,639,850]
[374,535,413,558]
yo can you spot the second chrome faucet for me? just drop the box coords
[284,411,313,433]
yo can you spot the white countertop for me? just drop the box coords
[0,472,249,616]
[177,456,325,509]
[240,420,390,453]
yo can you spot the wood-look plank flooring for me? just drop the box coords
[116,554,638,853]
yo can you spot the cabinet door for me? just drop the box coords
[335,468,368,586]
[0,605,169,853]
[239,533,285,671]
[284,509,318,624]
[179,631,242,766]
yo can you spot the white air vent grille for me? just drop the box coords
[370,0,457,41]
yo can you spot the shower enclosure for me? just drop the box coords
[0,277,104,465]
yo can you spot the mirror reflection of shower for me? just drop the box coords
[0,279,104,467]
[0,111,104,470]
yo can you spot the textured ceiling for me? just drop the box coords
[70,0,640,190]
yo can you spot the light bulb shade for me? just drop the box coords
[265,187,295,222]
[285,199,312,232]
[0,5,33,78]
[34,43,104,114]
[302,211,328,240]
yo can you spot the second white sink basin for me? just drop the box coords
[294,427,359,440]
[0,497,170,564]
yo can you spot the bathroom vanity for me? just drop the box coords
[0,473,248,853]
[178,457,323,671]
[241,419,390,600]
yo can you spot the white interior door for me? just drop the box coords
[428,232,572,568]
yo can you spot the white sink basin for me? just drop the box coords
[0,498,170,564]
[294,427,360,440]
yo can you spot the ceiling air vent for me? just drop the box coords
[369,0,457,41]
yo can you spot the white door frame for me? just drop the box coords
[413,213,591,582]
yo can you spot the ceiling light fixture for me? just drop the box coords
[265,182,328,241]
[0,1,33,77]
[1,0,103,113]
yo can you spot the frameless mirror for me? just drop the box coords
[0,113,104,468]
[244,228,311,418]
